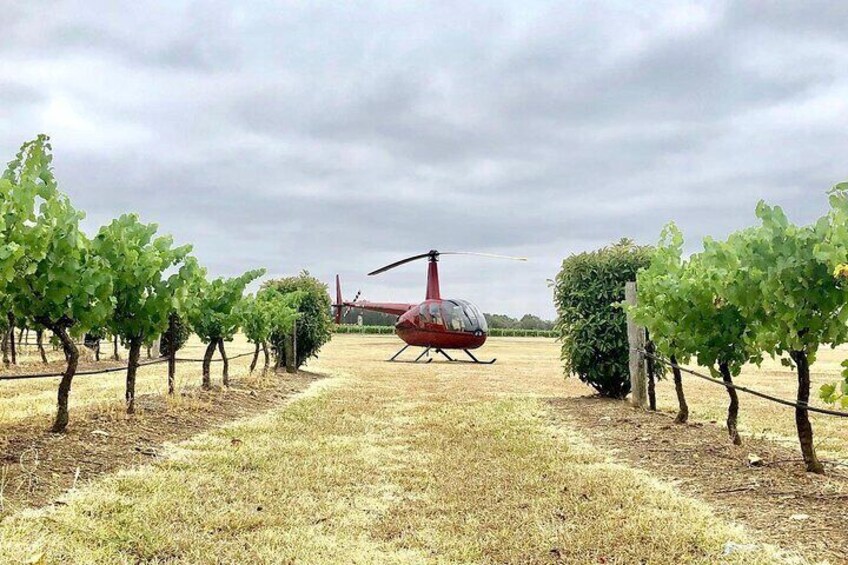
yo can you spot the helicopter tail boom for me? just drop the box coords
[333,275,412,322]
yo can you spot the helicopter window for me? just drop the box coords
[417,306,429,324]
[429,303,443,326]
[444,300,473,332]
[445,303,464,331]
[454,299,488,332]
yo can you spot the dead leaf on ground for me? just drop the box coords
[747,453,764,467]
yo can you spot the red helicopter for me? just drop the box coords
[333,250,526,363]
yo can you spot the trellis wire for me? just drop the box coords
[0,351,257,381]
[636,347,848,418]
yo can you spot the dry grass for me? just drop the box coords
[6,334,840,463]
[0,335,803,564]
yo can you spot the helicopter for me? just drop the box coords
[333,250,526,363]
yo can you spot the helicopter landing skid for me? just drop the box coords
[386,345,496,364]
[461,349,497,364]
[386,345,433,363]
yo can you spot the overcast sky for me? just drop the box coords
[2,2,847,318]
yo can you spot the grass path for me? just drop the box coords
[0,337,796,564]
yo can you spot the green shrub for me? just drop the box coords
[553,238,656,398]
[261,272,333,368]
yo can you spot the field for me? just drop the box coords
[0,335,845,563]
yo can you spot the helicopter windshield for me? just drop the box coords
[446,299,488,333]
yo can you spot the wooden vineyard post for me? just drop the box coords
[625,282,648,409]
[284,319,297,374]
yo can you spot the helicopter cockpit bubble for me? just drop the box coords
[448,299,488,333]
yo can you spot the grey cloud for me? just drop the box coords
[2,1,848,318]
[726,3,848,38]
[0,82,46,105]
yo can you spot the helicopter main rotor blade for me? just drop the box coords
[367,252,435,276]
[439,251,528,262]
[368,250,527,276]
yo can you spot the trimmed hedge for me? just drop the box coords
[261,272,333,368]
[553,238,656,398]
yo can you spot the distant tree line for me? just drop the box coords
[484,313,554,331]
[340,309,397,326]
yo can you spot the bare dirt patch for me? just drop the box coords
[0,370,321,516]
[549,395,848,564]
